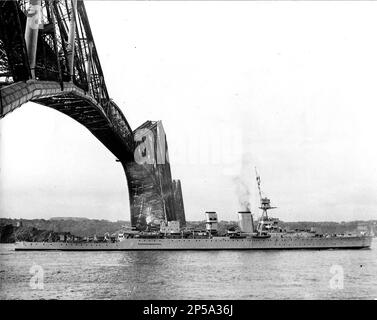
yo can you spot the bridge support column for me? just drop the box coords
[24,0,42,79]
[67,0,78,81]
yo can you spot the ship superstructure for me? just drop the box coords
[254,167,279,237]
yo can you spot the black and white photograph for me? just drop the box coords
[0,0,376,305]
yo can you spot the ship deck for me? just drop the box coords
[14,235,373,251]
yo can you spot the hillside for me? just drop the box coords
[0,218,128,238]
[0,224,73,243]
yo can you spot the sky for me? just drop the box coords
[1,1,377,222]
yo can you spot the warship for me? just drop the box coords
[15,171,372,251]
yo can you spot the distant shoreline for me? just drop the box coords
[2,216,377,224]
[0,217,376,243]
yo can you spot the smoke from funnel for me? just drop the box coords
[234,177,251,211]
[234,153,255,212]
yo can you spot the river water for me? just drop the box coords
[1,239,376,300]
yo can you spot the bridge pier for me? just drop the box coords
[119,121,182,231]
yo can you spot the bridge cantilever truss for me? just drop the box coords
[0,0,186,230]
[0,0,134,161]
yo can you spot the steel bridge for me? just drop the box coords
[0,0,186,229]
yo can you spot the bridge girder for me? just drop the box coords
[0,79,134,161]
[0,0,135,160]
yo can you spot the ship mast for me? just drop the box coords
[255,167,263,204]
[255,167,276,221]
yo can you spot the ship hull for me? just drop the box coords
[14,235,372,251]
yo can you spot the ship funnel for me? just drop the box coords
[205,211,218,234]
[238,211,254,233]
